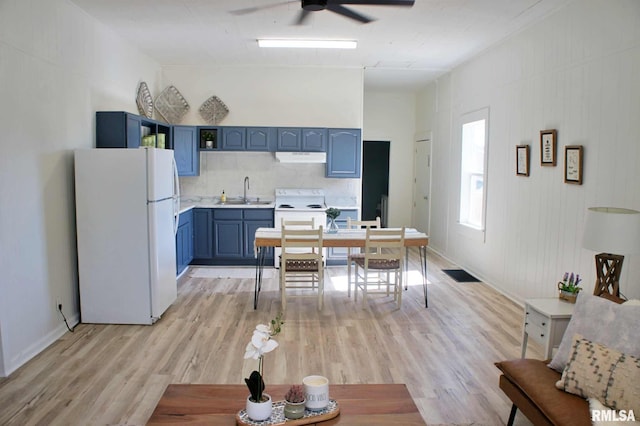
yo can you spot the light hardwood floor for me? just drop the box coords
[0,249,540,425]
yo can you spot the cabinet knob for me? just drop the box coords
[542,322,546,326]
[540,334,545,337]
[524,322,528,326]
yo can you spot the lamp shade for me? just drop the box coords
[582,207,640,254]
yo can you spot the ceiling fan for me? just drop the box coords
[231,0,415,25]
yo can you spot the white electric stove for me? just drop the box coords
[273,188,327,266]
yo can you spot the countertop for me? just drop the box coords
[324,196,359,210]
[178,196,275,214]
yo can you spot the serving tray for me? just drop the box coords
[236,399,339,426]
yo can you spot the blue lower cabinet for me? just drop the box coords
[193,208,213,260]
[192,208,273,266]
[326,209,358,265]
[214,220,244,258]
[176,209,194,275]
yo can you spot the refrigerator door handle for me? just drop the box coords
[172,157,180,235]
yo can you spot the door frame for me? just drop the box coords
[412,132,432,234]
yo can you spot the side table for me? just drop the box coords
[521,298,575,359]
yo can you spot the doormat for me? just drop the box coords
[442,269,480,282]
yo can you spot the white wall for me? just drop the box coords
[164,66,364,201]
[418,0,640,301]
[162,66,363,128]
[363,91,417,227]
[0,0,161,376]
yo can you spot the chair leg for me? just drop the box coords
[318,269,324,311]
[280,268,287,311]
[354,264,359,302]
[397,269,402,308]
[507,404,517,426]
[347,257,352,298]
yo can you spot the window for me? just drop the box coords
[459,108,489,232]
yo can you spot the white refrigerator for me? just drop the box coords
[74,147,180,325]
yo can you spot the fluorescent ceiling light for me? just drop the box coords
[257,39,357,49]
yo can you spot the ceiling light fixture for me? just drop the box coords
[257,39,357,49]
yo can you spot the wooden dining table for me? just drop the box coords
[253,228,429,310]
[147,383,427,425]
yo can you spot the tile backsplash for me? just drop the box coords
[180,151,360,202]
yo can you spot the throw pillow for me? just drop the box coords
[556,334,640,413]
[548,293,640,372]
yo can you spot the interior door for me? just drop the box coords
[412,138,431,234]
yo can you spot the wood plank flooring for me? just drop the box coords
[0,249,540,425]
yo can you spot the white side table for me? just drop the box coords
[521,298,575,359]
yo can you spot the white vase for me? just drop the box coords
[246,393,272,421]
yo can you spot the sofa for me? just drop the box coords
[495,293,639,426]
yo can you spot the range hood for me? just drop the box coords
[275,152,327,163]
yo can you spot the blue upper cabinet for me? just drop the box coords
[302,128,327,152]
[277,128,302,151]
[247,127,275,151]
[220,127,274,151]
[221,127,246,150]
[277,127,327,151]
[326,128,362,178]
[96,111,172,149]
[173,126,199,176]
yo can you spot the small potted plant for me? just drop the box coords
[325,207,341,234]
[283,384,306,420]
[557,272,582,303]
[201,131,216,149]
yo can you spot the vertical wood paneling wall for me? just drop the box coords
[419,0,640,301]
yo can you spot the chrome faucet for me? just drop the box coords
[243,176,250,203]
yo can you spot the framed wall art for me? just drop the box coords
[564,145,583,184]
[516,145,530,176]
[540,129,557,166]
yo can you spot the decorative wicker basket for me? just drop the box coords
[558,290,578,303]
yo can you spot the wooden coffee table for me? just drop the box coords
[148,383,426,425]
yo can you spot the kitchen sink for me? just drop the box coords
[216,199,272,206]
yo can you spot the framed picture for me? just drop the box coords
[516,145,530,176]
[540,129,557,166]
[564,145,583,184]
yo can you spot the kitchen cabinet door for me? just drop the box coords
[276,128,302,151]
[214,220,243,258]
[247,127,274,151]
[193,208,213,260]
[173,126,199,176]
[221,127,246,150]
[301,128,327,152]
[326,129,361,178]
[176,209,194,275]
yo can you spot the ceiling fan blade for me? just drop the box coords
[333,0,415,6]
[327,4,373,23]
[295,9,312,25]
[230,1,297,16]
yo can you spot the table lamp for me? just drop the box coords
[582,207,640,298]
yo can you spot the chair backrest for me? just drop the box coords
[347,217,381,230]
[281,217,315,229]
[363,227,405,264]
[280,225,324,258]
